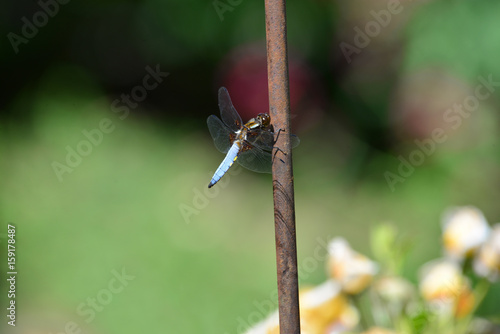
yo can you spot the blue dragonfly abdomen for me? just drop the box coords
[208,141,241,188]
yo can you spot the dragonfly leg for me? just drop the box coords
[271,128,288,165]
[273,155,286,164]
[273,128,285,144]
[272,147,286,165]
[273,128,287,154]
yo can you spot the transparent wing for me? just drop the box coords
[246,129,274,151]
[218,87,243,132]
[247,130,300,151]
[207,115,233,154]
[291,134,300,148]
[236,132,299,173]
[237,144,272,173]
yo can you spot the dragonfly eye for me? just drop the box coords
[257,113,271,127]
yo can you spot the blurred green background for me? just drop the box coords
[1,0,500,333]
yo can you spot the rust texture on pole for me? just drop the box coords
[264,0,300,333]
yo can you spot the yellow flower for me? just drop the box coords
[300,280,358,334]
[454,286,475,319]
[473,223,500,282]
[419,259,475,319]
[324,303,359,334]
[326,238,378,294]
[244,280,358,334]
[442,206,490,260]
[360,327,398,334]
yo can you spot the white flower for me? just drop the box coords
[473,223,500,281]
[419,259,474,318]
[373,275,414,303]
[244,280,358,334]
[442,206,490,260]
[243,311,279,334]
[326,238,378,294]
[300,280,358,334]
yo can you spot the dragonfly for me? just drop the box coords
[207,87,299,188]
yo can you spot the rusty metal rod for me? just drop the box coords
[264,0,301,333]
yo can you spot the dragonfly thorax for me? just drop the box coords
[244,113,271,130]
[233,113,272,145]
[235,127,249,143]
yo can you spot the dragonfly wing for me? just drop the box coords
[247,130,300,151]
[236,132,299,174]
[207,115,233,154]
[218,87,243,132]
[237,144,272,173]
[291,134,300,148]
[246,129,274,152]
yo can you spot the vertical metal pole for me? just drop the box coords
[264,0,300,333]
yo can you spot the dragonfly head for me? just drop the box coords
[256,113,271,127]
